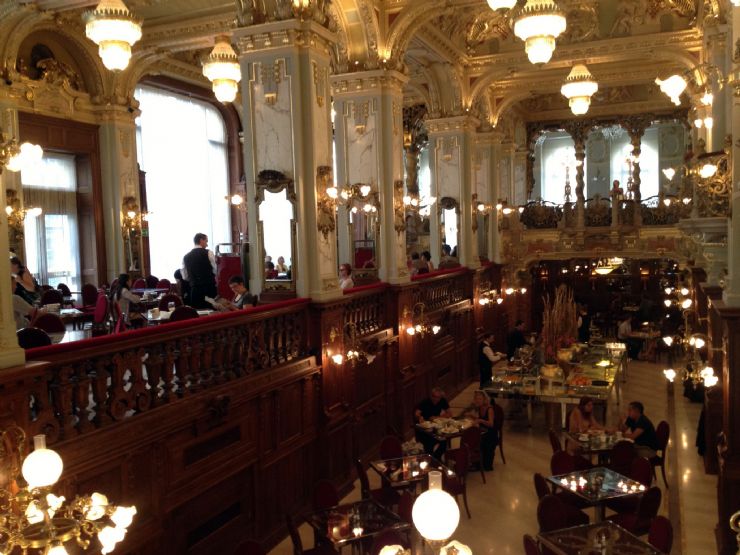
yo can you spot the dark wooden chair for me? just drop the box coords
[606,456,652,514]
[312,480,340,511]
[461,426,486,483]
[158,293,183,311]
[533,472,551,499]
[132,278,147,289]
[648,515,673,553]
[232,539,265,555]
[156,278,172,290]
[550,451,575,475]
[17,327,52,349]
[651,421,670,488]
[606,486,662,536]
[523,534,541,555]
[536,494,589,533]
[81,283,99,311]
[609,440,637,476]
[443,446,471,518]
[548,429,563,453]
[354,459,399,508]
[168,306,199,322]
[32,313,66,334]
[145,275,159,288]
[379,435,403,460]
[286,515,336,555]
[40,288,63,306]
[85,294,109,336]
[493,403,505,464]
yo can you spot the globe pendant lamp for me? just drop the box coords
[202,36,241,104]
[84,0,142,71]
[487,0,517,9]
[412,471,460,546]
[513,0,566,65]
[561,64,598,115]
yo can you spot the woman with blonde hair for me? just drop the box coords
[472,390,497,471]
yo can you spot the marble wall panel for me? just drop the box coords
[346,104,378,185]
[252,67,294,175]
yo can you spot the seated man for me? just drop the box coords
[620,401,659,458]
[414,387,452,459]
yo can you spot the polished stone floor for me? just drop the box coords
[270,359,717,555]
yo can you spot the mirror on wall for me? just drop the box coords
[347,186,380,282]
[439,196,460,266]
[255,170,296,292]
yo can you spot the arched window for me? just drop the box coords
[135,85,230,279]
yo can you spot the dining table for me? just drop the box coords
[144,308,213,324]
[369,453,454,491]
[547,467,646,522]
[561,431,628,464]
[50,329,91,344]
[538,521,662,555]
[304,498,409,555]
[415,417,478,447]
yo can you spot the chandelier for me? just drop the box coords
[487,0,517,9]
[593,257,623,276]
[560,64,598,115]
[326,182,379,214]
[1,133,43,175]
[84,0,142,71]
[513,0,567,65]
[202,36,241,104]
[0,428,136,554]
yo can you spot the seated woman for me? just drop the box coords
[10,256,40,305]
[109,273,142,325]
[568,397,603,433]
[227,275,257,309]
[471,390,497,471]
[275,256,288,274]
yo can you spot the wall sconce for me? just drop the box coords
[316,166,337,239]
[5,188,42,229]
[496,199,514,216]
[343,322,376,365]
[402,303,441,337]
[326,325,344,365]
[122,196,141,231]
[1,133,43,174]
[478,289,504,306]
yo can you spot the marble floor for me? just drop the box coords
[270,359,717,555]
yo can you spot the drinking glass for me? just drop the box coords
[168,302,175,312]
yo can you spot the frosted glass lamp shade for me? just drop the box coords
[412,471,460,542]
[22,435,63,489]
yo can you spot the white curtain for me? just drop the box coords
[609,127,659,199]
[540,133,581,203]
[135,85,230,279]
[21,153,81,291]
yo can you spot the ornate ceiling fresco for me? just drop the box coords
[10,0,723,129]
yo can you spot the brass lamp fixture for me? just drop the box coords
[560,64,598,116]
[1,133,43,174]
[202,36,241,104]
[403,303,441,337]
[513,0,567,65]
[84,0,142,71]
[5,188,42,227]
[343,322,376,365]
[486,0,517,9]
[0,426,136,554]
[327,182,378,215]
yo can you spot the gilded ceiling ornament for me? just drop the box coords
[609,0,647,37]
[559,4,599,44]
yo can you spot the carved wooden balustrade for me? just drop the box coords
[584,195,612,227]
[22,300,310,445]
[343,285,387,336]
[640,195,691,225]
[412,269,471,311]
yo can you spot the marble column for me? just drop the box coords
[426,116,480,269]
[0,106,25,369]
[704,22,729,152]
[236,19,339,300]
[331,69,409,284]
[625,118,646,226]
[724,8,740,307]
[474,132,503,263]
[98,108,138,283]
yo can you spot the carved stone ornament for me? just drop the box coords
[393,179,406,235]
[471,193,479,233]
[254,169,296,204]
[316,165,336,239]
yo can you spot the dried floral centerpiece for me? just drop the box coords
[541,285,578,375]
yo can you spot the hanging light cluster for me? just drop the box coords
[202,36,242,103]
[513,0,567,65]
[84,0,142,71]
[560,64,598,115]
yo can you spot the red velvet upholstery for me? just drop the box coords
[462,426,486,483]
[312,480,340,511]
[606,487,662,536]
[651,421,670,488]
[158,293,183,311]
[156,279,171,290]
[548,429,563,453]
[550,451,575,475]
[537,494,589,532]
[342,282,388,295]
[648,516,673,553]
[145,275,159,288]
[353,247,374,269]
[168,306,199,322]
[81,283,99,309]
[33,313,66,334]
[609,440,637,476]
[17,327,52,349]
[606,457,652,514]
[410,266,467,281]
[534,473,551,499]
[132,278,147,289]
[232,540,266,555]
[40,289,63,306]
[26,298,309,360]
[443,446,471,518]
[93,295,109,324]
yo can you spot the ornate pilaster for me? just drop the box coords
[564,122,588,230]
[97,107,138,282]
[0,105,25,369]
[475,132,503,263]
[725,11,740,306]
[426,116,481,269]
[704,23,730,152]
[236,19,339,300]
[331,69,409,285]
[624,116,647,225]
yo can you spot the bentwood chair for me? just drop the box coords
[461,426,486,483]
[536,494,589,533]
[648,516,674,553]
[651,421,670,488]
[17,327,52,349]
[606,486,662,536]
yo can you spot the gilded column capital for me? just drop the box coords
[330,69,408,97]
[474,131,504,146]
[234,19,337,59]
[426,115,480,136]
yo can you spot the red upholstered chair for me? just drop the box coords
[40,288,63,306]
[606,486,662,536]
[550,451,575,475]
[312,480,340,511]
[145,275,159,288]
[379,435,403,460]
[81,284,99,311]
[132,278,147,289]
[606,457,652,514]
[370,530,408,555]
[537,494,589,533]
[648,516,673,553]
[32,313,66,334]
[548,429,563,454]
[461,426,486,483]
[158,293,183,311]
[56,283,73,305]
[156,278,171,290]
[17,327,52,349]
[609,440,637,476]
[523,534,541,555]
[168,306,199,322]
[534,473,552,500]
[397,491,413,524]
[651,421,670,488]
[232,539,265,555]
[86,294,110,336]
[493,403,505,464]
[286,514,337,555]
[354,459,400,508]
[443,446,471,518]
[111,301,127,334]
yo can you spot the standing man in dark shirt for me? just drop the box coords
[414,387,452,459]
[506,320,528,360]
[620,401,659,457]
[182,233,218,309]
[479,332,503,387]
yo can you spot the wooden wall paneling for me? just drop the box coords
[310,301,350,421]
[323,416,354,484]
[18,112,107,282]
[429,335,455,394]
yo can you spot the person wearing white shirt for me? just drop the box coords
[182,233,218,308]
[479,332,503,387]
[338,263,354,290]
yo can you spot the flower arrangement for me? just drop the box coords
[541,285,578,364]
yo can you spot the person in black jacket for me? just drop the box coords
[181,233,217,309]
[479,332,503,387]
